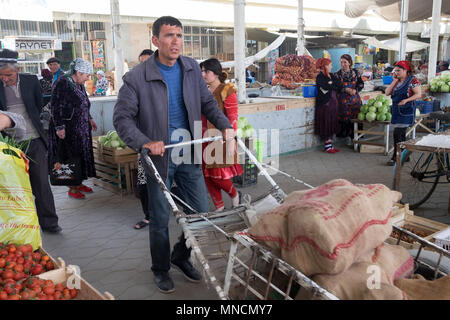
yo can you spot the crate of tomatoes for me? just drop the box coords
[0,242,114,300]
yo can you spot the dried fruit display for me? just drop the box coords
[271,54,319,89]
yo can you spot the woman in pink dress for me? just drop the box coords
[200,58,243,212]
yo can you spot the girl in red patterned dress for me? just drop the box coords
[200,58,243,212]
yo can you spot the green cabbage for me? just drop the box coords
[237,117,248,129]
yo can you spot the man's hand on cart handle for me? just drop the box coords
[142,141,165,157]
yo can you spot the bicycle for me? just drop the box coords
[392,110,450,209]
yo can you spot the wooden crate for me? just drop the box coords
[92,157,136,195]
[360,144,385,154]
[38,259,114,300]
[390,203,412,225]
[92,136,137,164]
[386,214,449,250]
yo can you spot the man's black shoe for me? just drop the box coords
[154,272,175,294]
[171,259,202,283]
[41,226,62,234]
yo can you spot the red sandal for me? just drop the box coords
[77,185,93,193]
[68,190,86,199]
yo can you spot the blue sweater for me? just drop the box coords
[156,60,189,144]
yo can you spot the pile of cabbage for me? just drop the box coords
[97,130,127,150]
[430,71,450,93]
[237,117,255,139]
[358,94,392,122]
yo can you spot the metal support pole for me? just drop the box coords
[110,0,124,91]
[234,0,247,103]
[297,0,305,56]
[428,0,442,82]
[399,0,409,60]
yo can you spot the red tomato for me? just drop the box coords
[21,290,30,300]
[8,245,16,254]
[55,283,64,292]
[17,245,29,255]
[32,286,41,294]
[8,294,20,300]
[16,257,24,265]
[44,280,53,286]
[53,291,62,300]
[30,264,43,276]
[25,244,33,253]
[69,288,78,299]
[14,283,22,292]
[37,293,47,300]
[27,290,36,299]
[5,285,14,295]
[5,261,16,270]
[2,270,14,280]
[43,286,55,295]
[13,264,24,273]
[0,258,5,268]
[13,272,25,281]
[45,261,54,271]
[0,291,8,300]
[31,252,41,262]
[46,294,54,300]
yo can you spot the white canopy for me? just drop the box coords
[345,0,450,22]
[363,36,430,52]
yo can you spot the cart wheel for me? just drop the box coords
[393,150,440,209]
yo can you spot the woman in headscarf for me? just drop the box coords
[49,58,98,199]
[385,60,421,166]
[200,58,242,211]
[94,70,108,96]
[314,58,342,153]
[335,54,364,145]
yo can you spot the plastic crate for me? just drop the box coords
[434,227,450,251]
[382,75,393,84]
[302,85,317,98]
[233,158,258,187]
[415,100,434,114]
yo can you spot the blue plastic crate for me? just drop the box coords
[382,76,393,85]
[415,100,434,114]
[302,85,317,98]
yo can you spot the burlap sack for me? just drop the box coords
[357,243,414,284]
[394,274,450,300]
[295,261,406,300]
[247,179,402,276]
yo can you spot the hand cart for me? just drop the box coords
[141,136,449,300]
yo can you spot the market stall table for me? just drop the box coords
[351,119,391,155]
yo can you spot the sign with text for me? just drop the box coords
[3,38,61,52]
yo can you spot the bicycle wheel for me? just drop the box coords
[393,150,440,209]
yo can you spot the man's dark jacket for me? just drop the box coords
[113,51,231,182]
[0,73,47,146]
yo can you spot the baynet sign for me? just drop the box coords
[3,38,62,52]
[15,39,62,51]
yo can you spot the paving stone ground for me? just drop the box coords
[41,141,449,300]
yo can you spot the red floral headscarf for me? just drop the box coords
[395,60,411,72]
[316,58,332,78]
